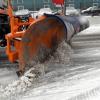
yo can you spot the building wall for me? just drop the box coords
[74,0,93,9]
[0,0,2,7]
[93,0,100,7]
[66,0,100,9]
[12,0,53,11]
[12,0,56,11]
[12,0,34,11]
[0,0,6,8]
[12,0,100,11]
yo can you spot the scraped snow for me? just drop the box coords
[19,68,100,100]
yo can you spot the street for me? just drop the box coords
[0,16,100,100]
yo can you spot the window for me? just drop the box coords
[93,0,98,2]
[17,0,23,4]
[68,0,74,2]
[43,0,49,3]
[93,3,98,7]
[44,4,50,8]
[68,4,74,7]
[18,6,24,10]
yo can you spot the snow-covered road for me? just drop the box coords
[19,66,100,100]
[0,16,100,100]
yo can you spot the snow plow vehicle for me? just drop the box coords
[0,0,89,76]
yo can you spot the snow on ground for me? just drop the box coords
[0,16,100,100]
[78,25,100,35]
[84,16,100,25]
[79,16,100,35]
[0,48,19,86]
[19,67,100,100]
[0,67,18,85]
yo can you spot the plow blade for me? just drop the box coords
[18,14,89,73]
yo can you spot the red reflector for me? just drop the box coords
[52,0,64,5]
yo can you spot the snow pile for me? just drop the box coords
[0,67,34,95]
[0,64,43,100]
[15,9,30,16]
[37,8,52,17]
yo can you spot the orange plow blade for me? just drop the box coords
[18,14,89,75]
[19,15,66,72]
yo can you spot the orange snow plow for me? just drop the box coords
[0,0,89,76]
[17,14,89,75]
[7,14,89,76]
